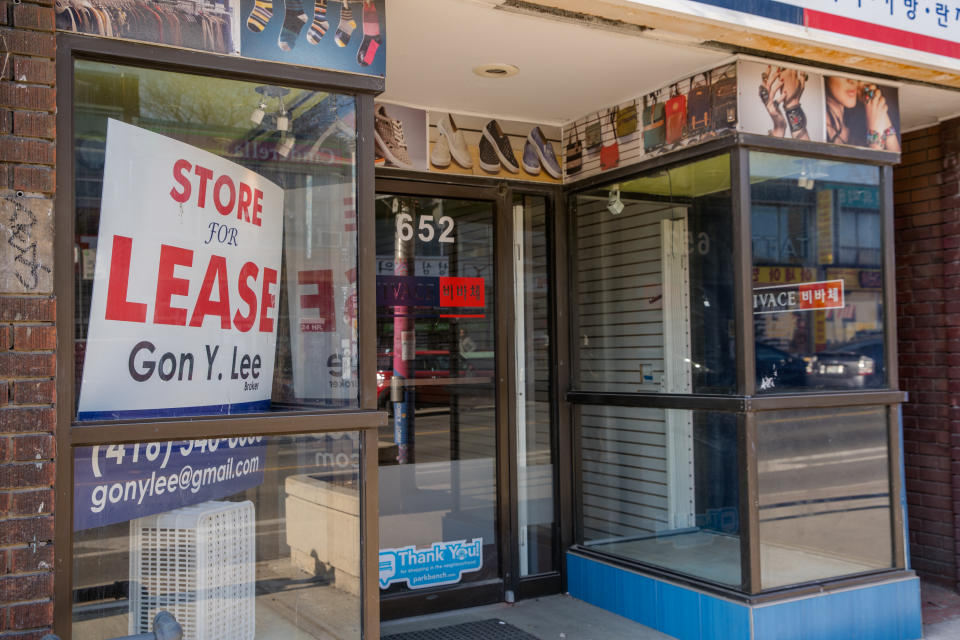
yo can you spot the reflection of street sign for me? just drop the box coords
[753,280,844,315]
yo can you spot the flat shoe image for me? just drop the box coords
[478,135,501,174]
[431,134,451,169]
[527,126,561,179]
[437,113,473,169]
[522,140,541,175]
[483,119,519,173]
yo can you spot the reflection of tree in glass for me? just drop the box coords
[138,73,252,130]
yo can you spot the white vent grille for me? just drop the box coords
[129,500,255,640]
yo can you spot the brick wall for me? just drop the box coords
[894,119,960,590]
[0,1,57,637]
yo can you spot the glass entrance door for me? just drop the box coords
[375,192,499,616]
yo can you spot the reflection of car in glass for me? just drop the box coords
[376,350,494,411]
[755,342,807,389]
[805,338,884,389]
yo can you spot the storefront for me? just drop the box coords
[9,0,960,638]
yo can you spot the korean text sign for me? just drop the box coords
[753,279,845,314]
[78,120,284,420]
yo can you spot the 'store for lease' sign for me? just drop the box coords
[78,120,284,420]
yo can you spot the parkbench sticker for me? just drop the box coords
[753,279,844,315]
[379,538,483,589]
[77,120,284,420]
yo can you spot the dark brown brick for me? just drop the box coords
[10,489,52,516]
[7,545,53,574]
[12,3,54,31]
[0,110,10,134]
[0,298,54,323]
[12,165,53,193]
[0,353,54,378]
[0,515,53,547]
[0,573,53,603]
[0,462,53,489]
[10,436,51,462]
[12,112,53,139]
[0,324,11,350]
[10,380,53,405]
[9,600,53,630]
[0,407,54,433]
[12,57,54,85]
[11,326,54,351]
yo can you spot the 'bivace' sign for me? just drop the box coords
[753,279,844,315]
[78,120,284,420]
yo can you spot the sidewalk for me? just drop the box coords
[922,580,960,639]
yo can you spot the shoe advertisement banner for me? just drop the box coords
[284,177,359,404]
[428,112,563,184]
[374,102,428,171]
[55,0,386,77]
[739,61,825,142]
[77,119,284,420]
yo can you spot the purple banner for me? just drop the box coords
[73,438,265,531]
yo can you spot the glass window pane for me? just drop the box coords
[756,406,893,589]
[73,61,358,421]
[73,433,362,638]
[375,195,499,593]
[750,152,885,393]
[572,154,735,394]
[578,406,741,587]
[515,194,557,576]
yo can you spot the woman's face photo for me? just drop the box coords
[827,77,858,108]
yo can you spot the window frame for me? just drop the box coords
[54,34,385,639]
[565,134,907,598]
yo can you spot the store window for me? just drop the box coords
[750,152,885,393]
[67,58,369,639]
[73,60,359,421]
[572,154,735,395]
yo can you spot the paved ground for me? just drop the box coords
[921,580,960,639]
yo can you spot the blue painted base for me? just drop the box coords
[567,552,922,640]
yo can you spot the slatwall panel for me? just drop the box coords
[575,198,677,540]
[576,198,673,393]
[580,405,669,540]
[563,99,643,182]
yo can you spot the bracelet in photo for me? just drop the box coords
[784,105,806,133]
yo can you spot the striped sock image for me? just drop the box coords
[246,0,273,32]
[306,0,329,44]
[278,0,307,51]
[334,0,355,47]
[356,1,381,66]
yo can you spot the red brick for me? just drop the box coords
[0,137,53,164]
[0,28,54,57]
[10,489,52,516]
[10,381,53,405]
[11,326,54,352]
[0,407,55,433]
[12,57,54,85]
[0,515,53,547]
[12,112,53,139]
[0,298,54,323]
[12,165,53,193]
[0,353,54,378]
[0,462,53,489]
[10,436,51,462]
[9,600,53,630]
[0,84,54,112]
[12,3,54,31]
[0,573,53,603]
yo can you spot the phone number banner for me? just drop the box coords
[77,120,284,420]
[73,437,266,530]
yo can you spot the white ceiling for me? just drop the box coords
[380,0,960,132]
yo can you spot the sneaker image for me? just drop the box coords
[483,120,519,173]
[374,104,413,170]
[430,134,451,169]
[522,140,541,176]
[478,135,500,174]
[437,113,472,169]
[527,126,561,179]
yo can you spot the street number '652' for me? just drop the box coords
[396,213,455,244]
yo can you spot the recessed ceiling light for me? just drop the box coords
[473,63,519,78]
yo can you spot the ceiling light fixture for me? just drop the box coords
[473,63,520,78]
